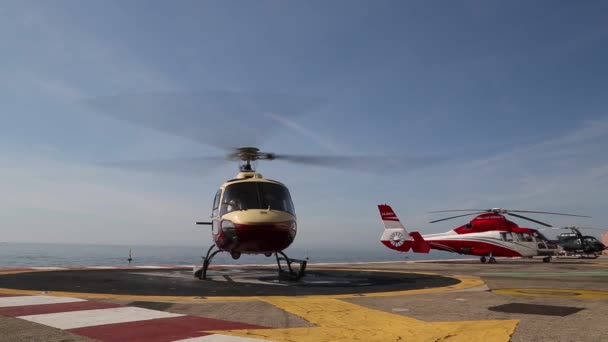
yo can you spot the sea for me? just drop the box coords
[0,243,466,267]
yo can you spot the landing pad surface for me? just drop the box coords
[0,267,459,297]
[2,258,608,342]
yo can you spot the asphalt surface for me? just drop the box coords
[0,315,96,342]
[1,257,608,341]
[332,258,608,342]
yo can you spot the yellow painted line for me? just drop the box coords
[495,288,608,299]
[214,297,518,342]
[0,268,483,302]
[586,263,608,268]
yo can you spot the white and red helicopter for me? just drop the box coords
[378,204,589,263]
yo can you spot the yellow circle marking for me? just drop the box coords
[495,288,608,299]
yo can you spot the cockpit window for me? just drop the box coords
[500,232,514,241]
[521,233,533,242]
[212,189,222,217]
[220,182,295,215]
[534,231,550,241]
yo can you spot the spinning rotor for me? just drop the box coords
[84,91,444,175]
[428,208,590,227]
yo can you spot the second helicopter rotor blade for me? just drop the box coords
[507,210,590,218]
[582,227,608,231]
[429,212,485,224]
[506,213,553,227]
[428,209,489,213]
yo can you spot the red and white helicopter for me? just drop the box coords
[378,204,589,263]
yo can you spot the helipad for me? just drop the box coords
[0,266,459,297]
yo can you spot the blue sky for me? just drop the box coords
[1,0,607,248]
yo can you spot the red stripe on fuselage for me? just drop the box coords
[382,237,523,257]
[69,315,266,342]
[382,217,400,221]
[428,239,522,257]
[216,222,295,254]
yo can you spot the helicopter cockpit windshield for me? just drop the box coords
[584,237,601,245]
[220,182,295,215]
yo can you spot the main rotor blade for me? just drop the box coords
[83,91,325,151]
[97,156,226,176]
[507,210,590,218]
[506,213,552,227]
[569,227,608,231]
[429,212,485,224]
[428,209,488,213]
[274,155,445,173]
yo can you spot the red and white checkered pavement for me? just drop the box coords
[0,294,269,342]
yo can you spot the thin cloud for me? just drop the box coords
[0,156,199,219]
[1,3,176,102]
[0,153,212,244]
[264,112,347,153]
[471,116,608,169]
[426,117,608,232]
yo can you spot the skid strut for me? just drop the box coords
[275,251,307,280]
[194,244,221,280]
[194,246,307,281]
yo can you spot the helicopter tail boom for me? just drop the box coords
[378,204,430,253]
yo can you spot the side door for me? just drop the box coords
[211,189,222,236]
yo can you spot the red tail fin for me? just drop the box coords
[409,232,430,253]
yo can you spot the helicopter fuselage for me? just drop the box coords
[401,217,557,257]
[210,171,297,257]
[556,234,606,254]
[379,207,560,261]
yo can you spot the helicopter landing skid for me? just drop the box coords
[194,244,222,280]
[194,246,308,281]
[275,251,307,280]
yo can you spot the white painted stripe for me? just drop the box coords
[29,267,67,270]
[19,306,184,329]
[174,334,269,341]
[133,265,166,269]
[85,266,119,269]
[0,296,85,308]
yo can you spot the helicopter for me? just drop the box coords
[194,147,303,280]
[83,91,442,280]
[544,227,607,258]
[378,205,589,263]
